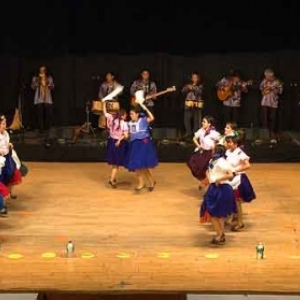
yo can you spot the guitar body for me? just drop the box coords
[130,95,139,107]
[217,86,233,101]
[217,80,253,101]
[130,86,176,106]
[262,87,271,96]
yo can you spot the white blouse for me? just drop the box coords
[194,128,220,150]
[225,147,249,173]
[0,131,10,156]
[207,157,232,184]
[226,147,250,190]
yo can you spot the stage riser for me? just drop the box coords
[46,127,287,142]
[244,128,269,140]
[14,141,300,163]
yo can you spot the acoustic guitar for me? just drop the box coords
[130,86,176,106]
[217,80,253,101]
[262,81,283,96]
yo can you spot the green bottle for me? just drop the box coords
[256,242,264,259]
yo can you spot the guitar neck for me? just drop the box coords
[145,89,169,100]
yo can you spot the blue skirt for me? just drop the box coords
[125,138,158,171]
[106,138,128,166]
[237,173,256,202]
[0,154,16,184]
[200,183,236,218]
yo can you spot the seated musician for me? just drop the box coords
[259,69,283,143]
[182,72,204,140]
[216,70,248,125]
[130,69,157,113]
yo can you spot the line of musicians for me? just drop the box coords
[94,68,282,143]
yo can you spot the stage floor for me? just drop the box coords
[1,163,300,294]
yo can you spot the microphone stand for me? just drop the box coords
[18,80,25,128]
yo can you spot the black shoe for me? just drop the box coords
[211,234,225,245]
[148,181,156,192]
[108,181,116,188]
[231,224,245,232]
[10,194,17,199]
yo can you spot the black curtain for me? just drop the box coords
[0,51,298,131]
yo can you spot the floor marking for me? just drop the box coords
[41,252,56,258]
[157,252,170,258]
[116,252,131,258]
[81,252,95,258]
[8,253,23,259]
[289,255,300,259]
[204,253,219,259]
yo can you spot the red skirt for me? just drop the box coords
[7,169,22,186]
[0,182,10,199]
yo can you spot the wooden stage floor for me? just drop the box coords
[1,162,300,294]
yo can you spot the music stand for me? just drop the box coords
[79,101,96,137]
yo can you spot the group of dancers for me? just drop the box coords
[0,115,26,217]
[103,92,256,244]
[187,117,256,244]
[103,100,157,191]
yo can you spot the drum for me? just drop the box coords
[98,113,107,129]
[91,101,103,115]
[185,100,194,107]
[194,101,204,109]
[106,100,120,112]
[91,100,120,115]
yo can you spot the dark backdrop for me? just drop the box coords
[1,50,300,131]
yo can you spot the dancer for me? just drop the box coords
[200,144,236,245]
[187,116,220,189]
[218,121,238,145]
[0,156,9,216]
[126,102,158,191]
[0,115,22,199]
[103,101,128,188]
[225,134,256,231]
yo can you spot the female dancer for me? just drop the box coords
[200,144,236,244]
[187,116,220,189]
[0,115,22,198]
[103,101,128,188]
[219,121,237,145]
[0,156,9,216]
[126,102,158,191]
[225,134,256,231]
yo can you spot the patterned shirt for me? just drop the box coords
[130,80,157,107]
[99,81,121,99]
[31,76,54,105]
[259,79,283,108]
[216,77,247,107]
[182,83,203,108]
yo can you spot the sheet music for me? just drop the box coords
[102,85,124,101]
